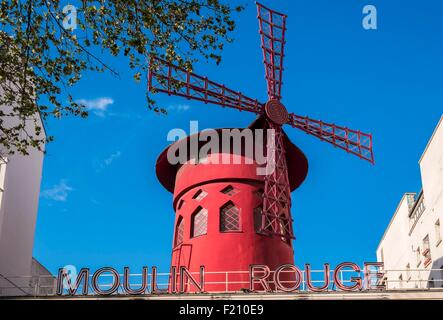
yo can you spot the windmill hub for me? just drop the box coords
[265,99,289,125]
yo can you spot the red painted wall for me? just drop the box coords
[156,126,308,292]
[169,153,295,292]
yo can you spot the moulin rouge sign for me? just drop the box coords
[56,262,385,296]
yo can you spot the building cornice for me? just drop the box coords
[419,114,443,164]
[376,192,416,251]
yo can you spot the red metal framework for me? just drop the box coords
[148,2,375,242]
[148,56,263,114]
[288,114,375,164]
[260,123,294,239]
[257,2,287,100]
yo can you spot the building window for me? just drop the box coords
[192,189,208,201]
[191,207,208,238]
[435,220,442,246]
[220,185,238,196]
[423,235,432,267]
[278,216,291,244]
[254,206,263,233]
[416,247,421,267]
[220,202,240,232]
[406,263,411,282]
[175,217,184,247]
[253,206,273,234]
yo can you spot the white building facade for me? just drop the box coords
[377,115,443,289]
[0,94,50,295]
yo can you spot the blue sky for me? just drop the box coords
[34,0,443,273]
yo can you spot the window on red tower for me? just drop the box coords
[191,207,208,238]
[254,206,272,233]
[278,216,291,245]
[220,185,238,196]
[253,206,263,233]
[177,199,185,210]
[192,189,208,201]
[175,217,184,247]
[220,201,240,232]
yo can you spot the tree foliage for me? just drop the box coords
[0,0,243,155]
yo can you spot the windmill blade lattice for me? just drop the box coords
[288,113,374,164]
[148,56,263,114]
[147,2,375,243]
[257,2,287,101]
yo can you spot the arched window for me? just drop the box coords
[175,217,184,247]
[220,202,240,232]
[191,207,208,238]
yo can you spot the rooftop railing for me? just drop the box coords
[1,268,443,298]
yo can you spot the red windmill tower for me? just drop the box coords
[150,2,374,292]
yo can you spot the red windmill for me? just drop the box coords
[149,2,374,292]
